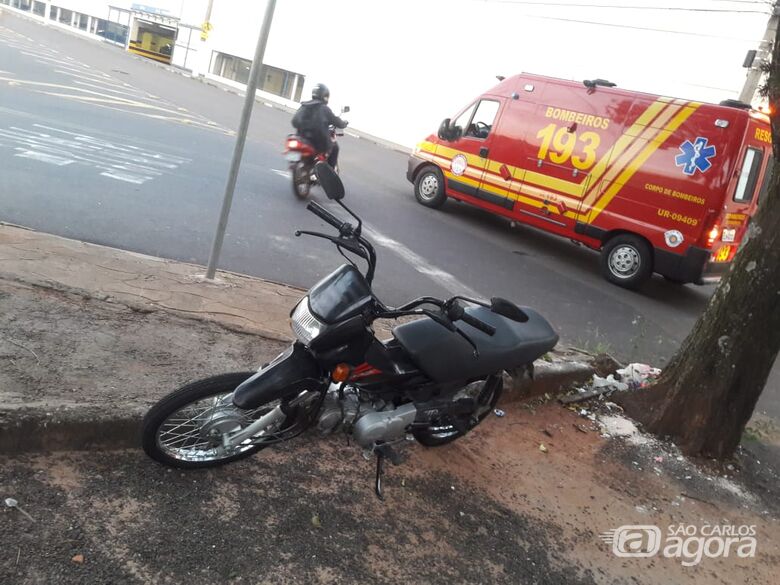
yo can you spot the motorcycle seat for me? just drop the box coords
[392,306,558,384]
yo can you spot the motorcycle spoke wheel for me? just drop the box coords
[156,395,279,463]
[142,372,289,469]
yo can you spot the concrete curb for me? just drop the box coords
[500,360,596,406]
[0,359,595,454]
[0,405,144,454]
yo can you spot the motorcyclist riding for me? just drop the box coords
[291,83,348,170]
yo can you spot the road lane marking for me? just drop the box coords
[264,169,481,296]
[71,79,149,98]
[0,124,191,185]
[47,70,127,91]
[23,51,89,69]
[100,170,153,184]
[362,224,483,298]
[32,125,192,163]
[14,149,74,166]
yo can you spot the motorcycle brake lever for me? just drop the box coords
[297,230,368,259]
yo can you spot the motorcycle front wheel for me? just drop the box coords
[291,161,312,199]
[142,372,290,469]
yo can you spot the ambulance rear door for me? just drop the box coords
[712,119,771,264]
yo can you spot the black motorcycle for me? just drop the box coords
[142,163,558,497]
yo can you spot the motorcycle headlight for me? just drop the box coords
[291,298,324,344]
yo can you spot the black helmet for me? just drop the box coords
[312,83,330,102]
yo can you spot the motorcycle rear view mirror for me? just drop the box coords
[314,162,345,200]
[490,297,529,323]
[341,105,350,114]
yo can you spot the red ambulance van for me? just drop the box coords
[407,74,772,289]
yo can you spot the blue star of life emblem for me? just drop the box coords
[675,137,716,175]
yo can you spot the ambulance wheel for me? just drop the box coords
[414,167,446,208]
[601,234,653,289]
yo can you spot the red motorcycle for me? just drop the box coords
[284,106,349,199]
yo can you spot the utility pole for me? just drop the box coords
[739,3,779,104]
[201,0,214,40]
[205,0,277,280]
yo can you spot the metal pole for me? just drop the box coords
[205,0,276,279]
[739,6,779,104]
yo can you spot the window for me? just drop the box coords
[77,13,88,31]
[450,100,500,140]
[96,21,129,45]
[32,1,45,16]
[58,8,72,25]
[210,52,304,100]
[260,65,304,101]
[733,147,764,203]
[465,100,500,139]
[451,103,477,137]
[211,52,252,85]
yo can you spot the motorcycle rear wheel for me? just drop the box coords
[142,372,288,469]
[291,161,312,199]
[413,375,503,447]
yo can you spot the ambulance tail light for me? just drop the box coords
[706,225,720,247]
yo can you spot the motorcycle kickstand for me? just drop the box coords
[374,452,384,500]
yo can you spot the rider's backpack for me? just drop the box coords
[292,102,318,131]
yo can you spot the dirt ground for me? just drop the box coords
[1,275,779,584]
[0,277,288,411]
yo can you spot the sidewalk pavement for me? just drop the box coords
[0,222,594,453]
[0,222,302,342]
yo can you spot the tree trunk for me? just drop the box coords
[621,26,780,459]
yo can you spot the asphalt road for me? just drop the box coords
[0,11,777,418]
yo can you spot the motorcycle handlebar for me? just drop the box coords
[460,312,496,336]
[307,201,346,231]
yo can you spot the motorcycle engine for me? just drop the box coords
[316,384,396,438]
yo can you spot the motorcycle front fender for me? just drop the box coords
[232,343,325,409]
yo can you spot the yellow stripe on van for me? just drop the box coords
[582,99,669,189]
[585,102,700,223]
[581,101,680,207]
